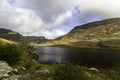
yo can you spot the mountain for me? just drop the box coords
[0,28,23,41]
[24,36,48,43]
[0,28,48,43]
[40,18,120,48]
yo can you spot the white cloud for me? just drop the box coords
[0,0,120,39]
[0,0,72,38]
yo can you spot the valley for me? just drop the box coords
[1,18,120,80]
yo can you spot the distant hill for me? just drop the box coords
[0,28,48,43]
[0,28,23,41]
[24,36,48,43]
[40,18,120,48]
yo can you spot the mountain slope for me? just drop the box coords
[24,36,48,43]
[0,28,23,41]
[0,28,48,43]
[0,38,16,45]
[40,18,120,48]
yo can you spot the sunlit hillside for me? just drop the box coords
[39,18,120,49]
[0,38,16,45]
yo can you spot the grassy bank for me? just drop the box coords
[18,63,120,80]
[1,40,120,80]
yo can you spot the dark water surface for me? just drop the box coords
[33,46,120,67]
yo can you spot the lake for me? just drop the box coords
[33,46,120,67]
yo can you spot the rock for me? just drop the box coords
[0,61,31,80]
[17,66,26,71]
[0,61,14,79]
[89,67,99,72]
[36,69,50,74]
[3,75,20,80]
[2,73,31,80]
[14,68,18,73]
[19,73,31,80]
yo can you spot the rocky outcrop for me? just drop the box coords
[0,61,31,80]
[0,28,23,41]
[0,61,14,79]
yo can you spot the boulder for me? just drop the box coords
[89,67,99,72]
[0,61,31,80]
[0,61,14,79]
[36,69,50,74]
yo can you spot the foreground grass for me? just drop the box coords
[20,63,120,80]
[36,64,120,80]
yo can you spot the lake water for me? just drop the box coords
[33,46,120,67]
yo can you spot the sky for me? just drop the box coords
[0,0,120,39]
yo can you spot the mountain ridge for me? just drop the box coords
[0,28,47,43]
[71,18,120,30]
[40,18,120,49]
[0,28,23,41]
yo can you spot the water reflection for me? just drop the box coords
[34,47,120,67]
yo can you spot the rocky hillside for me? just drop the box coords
[0,28,48,43]
[0,28,23,41]
[40,18,120,48]
[24,36,48,43]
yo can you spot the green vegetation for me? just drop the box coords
[0,44,22,65]
[53,64,85,80]
[104,67,120,80]
[52,64,120,80]
[1,42,120,80]
[33,64,120,80]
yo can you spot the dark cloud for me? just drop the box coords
[15,0,72,23]
[0,0,120,38]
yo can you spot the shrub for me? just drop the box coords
[53,64,85,80]
[0,45,22,65]
[105,65,120,80]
